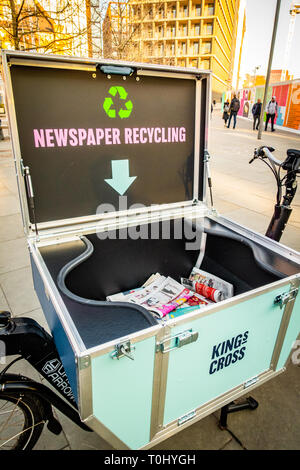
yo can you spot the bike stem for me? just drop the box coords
[265,169,298,242]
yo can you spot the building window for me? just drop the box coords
[172,25,176,36]
[172,6,176,18]
[182,24,187,36]
[206,23,213,35]
[158,25,164,37]
[193,41,199,54]
[171,43,175,55]
[202,41,212,54]
[160,43,164,55]
[182,42,186,54]
[190,59,198,68]
[201,59,210,69]
[195,4,201,16]
[194,23,200,35]
[183,5,188,17]
[206,3,214,15]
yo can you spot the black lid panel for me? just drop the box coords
[10,62,199,224]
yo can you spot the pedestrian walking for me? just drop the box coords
[222,100,230,127]
[252,98,262,130]
[227,94,240,129]
[265,96,278,132]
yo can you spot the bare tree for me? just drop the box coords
[103,0,167,63]
[0,0,105,57]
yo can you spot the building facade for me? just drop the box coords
[103,0,245,99]
[0,0,92,57]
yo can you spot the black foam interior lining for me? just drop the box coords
[38,217,297,349]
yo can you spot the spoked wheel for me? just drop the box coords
[0,392,45,450]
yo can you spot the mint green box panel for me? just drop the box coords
[91,336,155,449]
[276,287,300,371]
[164,284,289,425]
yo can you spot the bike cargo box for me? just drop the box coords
[2,51,300,450]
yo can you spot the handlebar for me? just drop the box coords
[262,147,282,167]
[249,146,281,166]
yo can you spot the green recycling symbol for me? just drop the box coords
[103,86,133,119]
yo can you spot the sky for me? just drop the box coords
[239,0,300,81]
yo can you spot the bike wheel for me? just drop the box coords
[0,391,45,450]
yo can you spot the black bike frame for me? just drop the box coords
[0,313,91,432]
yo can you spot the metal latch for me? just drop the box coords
[274,287,298,309]
[156,329,199,354]
[111,341,135,360]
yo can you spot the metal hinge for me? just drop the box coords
[178,409,196,426]
[111,340,135,360]
[274,287,298,309]
[244,375,259,389]
[156,329,199,354]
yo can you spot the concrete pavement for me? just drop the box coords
[0,110,299,450]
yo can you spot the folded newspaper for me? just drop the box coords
[181,267,233,302]
[106,269,229,318]
[127,276,193,318]
[106,273,161,302]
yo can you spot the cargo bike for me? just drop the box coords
[0,51,300,450]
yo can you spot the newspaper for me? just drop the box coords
[106,274,164,302]
[106,288,142,302]
[128,276,193,318]
[142,273,161,287]
[188,267,234,299]
[127,275,166,305]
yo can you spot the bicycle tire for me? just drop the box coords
[0,391,45,450]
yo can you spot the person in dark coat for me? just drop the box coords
[227,94,240,129]
[252,98,262,130]
[222,100,230,127]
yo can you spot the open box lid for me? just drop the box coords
[2,51,211,236]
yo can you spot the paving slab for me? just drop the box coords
[0,284,9,311]
[0,237,30,274]
[0,194,20,217]
[220,438,244,450]
[213,363,300,450]
[218,208,272,234]
[54,409,115,451]
[0,266,40,316]
[33,412,69,451]
[0,213,25,242]
[15,307,51,334]
[152,414,232,450]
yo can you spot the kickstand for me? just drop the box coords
[219,396,259,429]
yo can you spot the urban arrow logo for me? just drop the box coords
[103,86,133,119]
